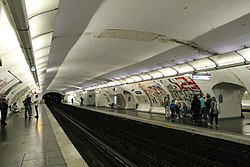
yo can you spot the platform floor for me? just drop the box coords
[0,104,87,167]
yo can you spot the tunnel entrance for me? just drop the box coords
[43,92,64,106]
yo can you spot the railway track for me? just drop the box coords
[47,102,250,167]
[49,105,136,167]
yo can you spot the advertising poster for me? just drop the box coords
[138,81,168,107]
[0,71,15,91]
[160,76,202,107]
[3,81,22,97]
[10,86,30,104]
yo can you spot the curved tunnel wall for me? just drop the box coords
[81,74,247,118]
[59,65,250,118]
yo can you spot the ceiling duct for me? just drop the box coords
[2,0,39,85]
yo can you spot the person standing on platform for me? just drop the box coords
[204,94,212,122]
[199,95,205,119]
[208,96,219,127]
[175,98,182,120]
[163,95,170,119]
[34,94,39,118]
[169,100,176,121]
[80,96,84,106]
[71,98,74,104]
[27,96,32,117]
[0,98,8,126]
[24,95,32,118]
[191,95,201,123]
[23,96,28,118]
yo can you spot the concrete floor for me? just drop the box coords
[0,104,87,167]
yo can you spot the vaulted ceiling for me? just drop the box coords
[2,0,250,94]
[45,0,250,92]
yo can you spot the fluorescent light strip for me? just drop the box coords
[130,76,143,82]
[237,48,250,61]
[210,51,245,67]
[125,77,135,83]
[172,64,194,74]
[139,73,152,80]
[119,79,128,84]
[195,65,216,71]
[85,48,250,91]
[189,58,216,71]
[158,68,177,76]
[108,81,117,86]
[148,71,163,79]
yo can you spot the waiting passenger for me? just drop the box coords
[204,94,212,122]
[34,94,39,118]
[169,100,176,121]
[191,95,201,123]
[80,96,84,106]
[175,98,181,120]
[208,96,219,127]
[163,95,170,119]
[0,98,8,126]
[199,95,205,119]
[23,95,32,118]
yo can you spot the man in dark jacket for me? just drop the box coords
[204,94,212,122]
[191,95,201,123]
[23,95,32,118]
[1,98,8,126]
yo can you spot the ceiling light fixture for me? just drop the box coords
[3,0,39,86]
[83,48,250,92]
[31,66,36,72]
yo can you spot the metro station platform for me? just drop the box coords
[0,104,87,167]
[1,103,250,167]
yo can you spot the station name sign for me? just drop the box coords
[192,73,211,81]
